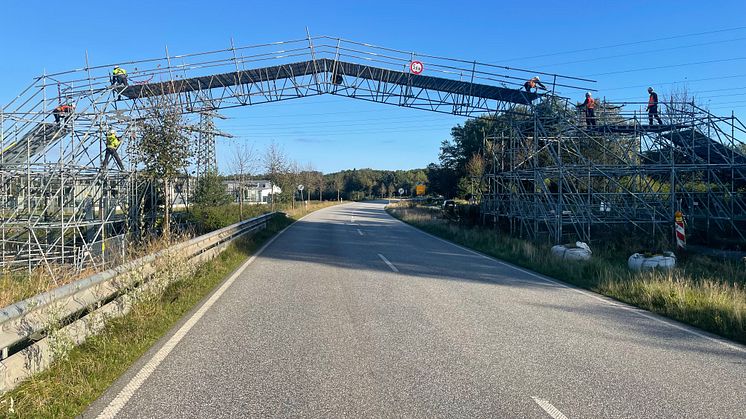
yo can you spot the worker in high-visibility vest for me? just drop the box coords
[576,92,597,128]
[103,129,125,170]
[52,102,75,124]
[646,87,663,125]
[523,76,547,93]
[112,66,128,86]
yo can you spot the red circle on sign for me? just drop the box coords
[410,60,424,75]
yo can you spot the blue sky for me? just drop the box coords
[1,1,745,173]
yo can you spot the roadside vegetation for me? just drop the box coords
[0,202,333,418]
[0,204,267,310]
[0,235,185,310]
[388,201,746,344]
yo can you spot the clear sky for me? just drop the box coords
[1,0,744,174]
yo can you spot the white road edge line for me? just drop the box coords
[96,211,319,418]
[385,206,746,354]
[357,228,364,236]
[378,253,399,273]
[532,397,569,419]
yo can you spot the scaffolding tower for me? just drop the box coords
[482,97,746,246]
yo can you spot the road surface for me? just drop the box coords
[87,202,746,418]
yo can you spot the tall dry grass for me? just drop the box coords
[0,234,188,309]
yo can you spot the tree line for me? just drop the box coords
[222,141,429,204]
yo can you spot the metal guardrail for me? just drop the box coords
[0,211,277,393]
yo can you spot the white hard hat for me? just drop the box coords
[586,91,592,96]
[109,129,116,134]
[114,65,120,68]
[534,76,540,81]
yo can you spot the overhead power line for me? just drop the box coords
[602,74,746,91]
[229,125,454,137]
[586,57,746,77]
[223,107,465,120]
[610,91,746,102]
[225,120,455,133]
[221,114,463,127]
[533,37,746,69]
[499,25,746,63]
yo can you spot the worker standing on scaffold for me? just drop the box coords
[576,92,597,128]
[112,66,128,86]
[52,102,75,124]
[523,76,547,93]
[646,87,663,125]
[103,129,125,171]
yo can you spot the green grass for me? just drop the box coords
[182,201,334,234]
[387,203,746,345]
[0,202,334,418]
[182,203,272,235]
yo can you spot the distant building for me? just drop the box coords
[224,179,281,204]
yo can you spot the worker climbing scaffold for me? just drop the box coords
[523,76,547,93]
[102,129,125,170]
[111,66,128,86]
[52,101,75,124]
[576,92,596,127]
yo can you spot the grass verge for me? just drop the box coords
[387,203,746,345]
[0,202,335,418]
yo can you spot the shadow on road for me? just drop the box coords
[253,202,745,359]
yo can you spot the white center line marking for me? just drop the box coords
[96,213,311,418]
[378,253,399,273]
[532,397,569,419]
[357,228,364,236]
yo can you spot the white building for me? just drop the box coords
[224,179,281,204]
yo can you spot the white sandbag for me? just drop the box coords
[551,241,592,261]
[628,251,676,272]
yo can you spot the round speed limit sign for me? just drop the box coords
[409,60,424,75]
[398,188,405,195]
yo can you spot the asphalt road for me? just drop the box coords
[87,202,746,418]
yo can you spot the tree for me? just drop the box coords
[738,142,746,156]
[387,183,395,197]
[287,160,302,209]
[312,171,325,202]
[137,99,193,237]
[299,163,317,205]
[426,163,458,198]
[193,170,231,207]
[331,173,344,201]
[435,115,497,197]
[461,153,486,201]
[230,143,257,220]
[263,141,287,211]
[379,183,387,198]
